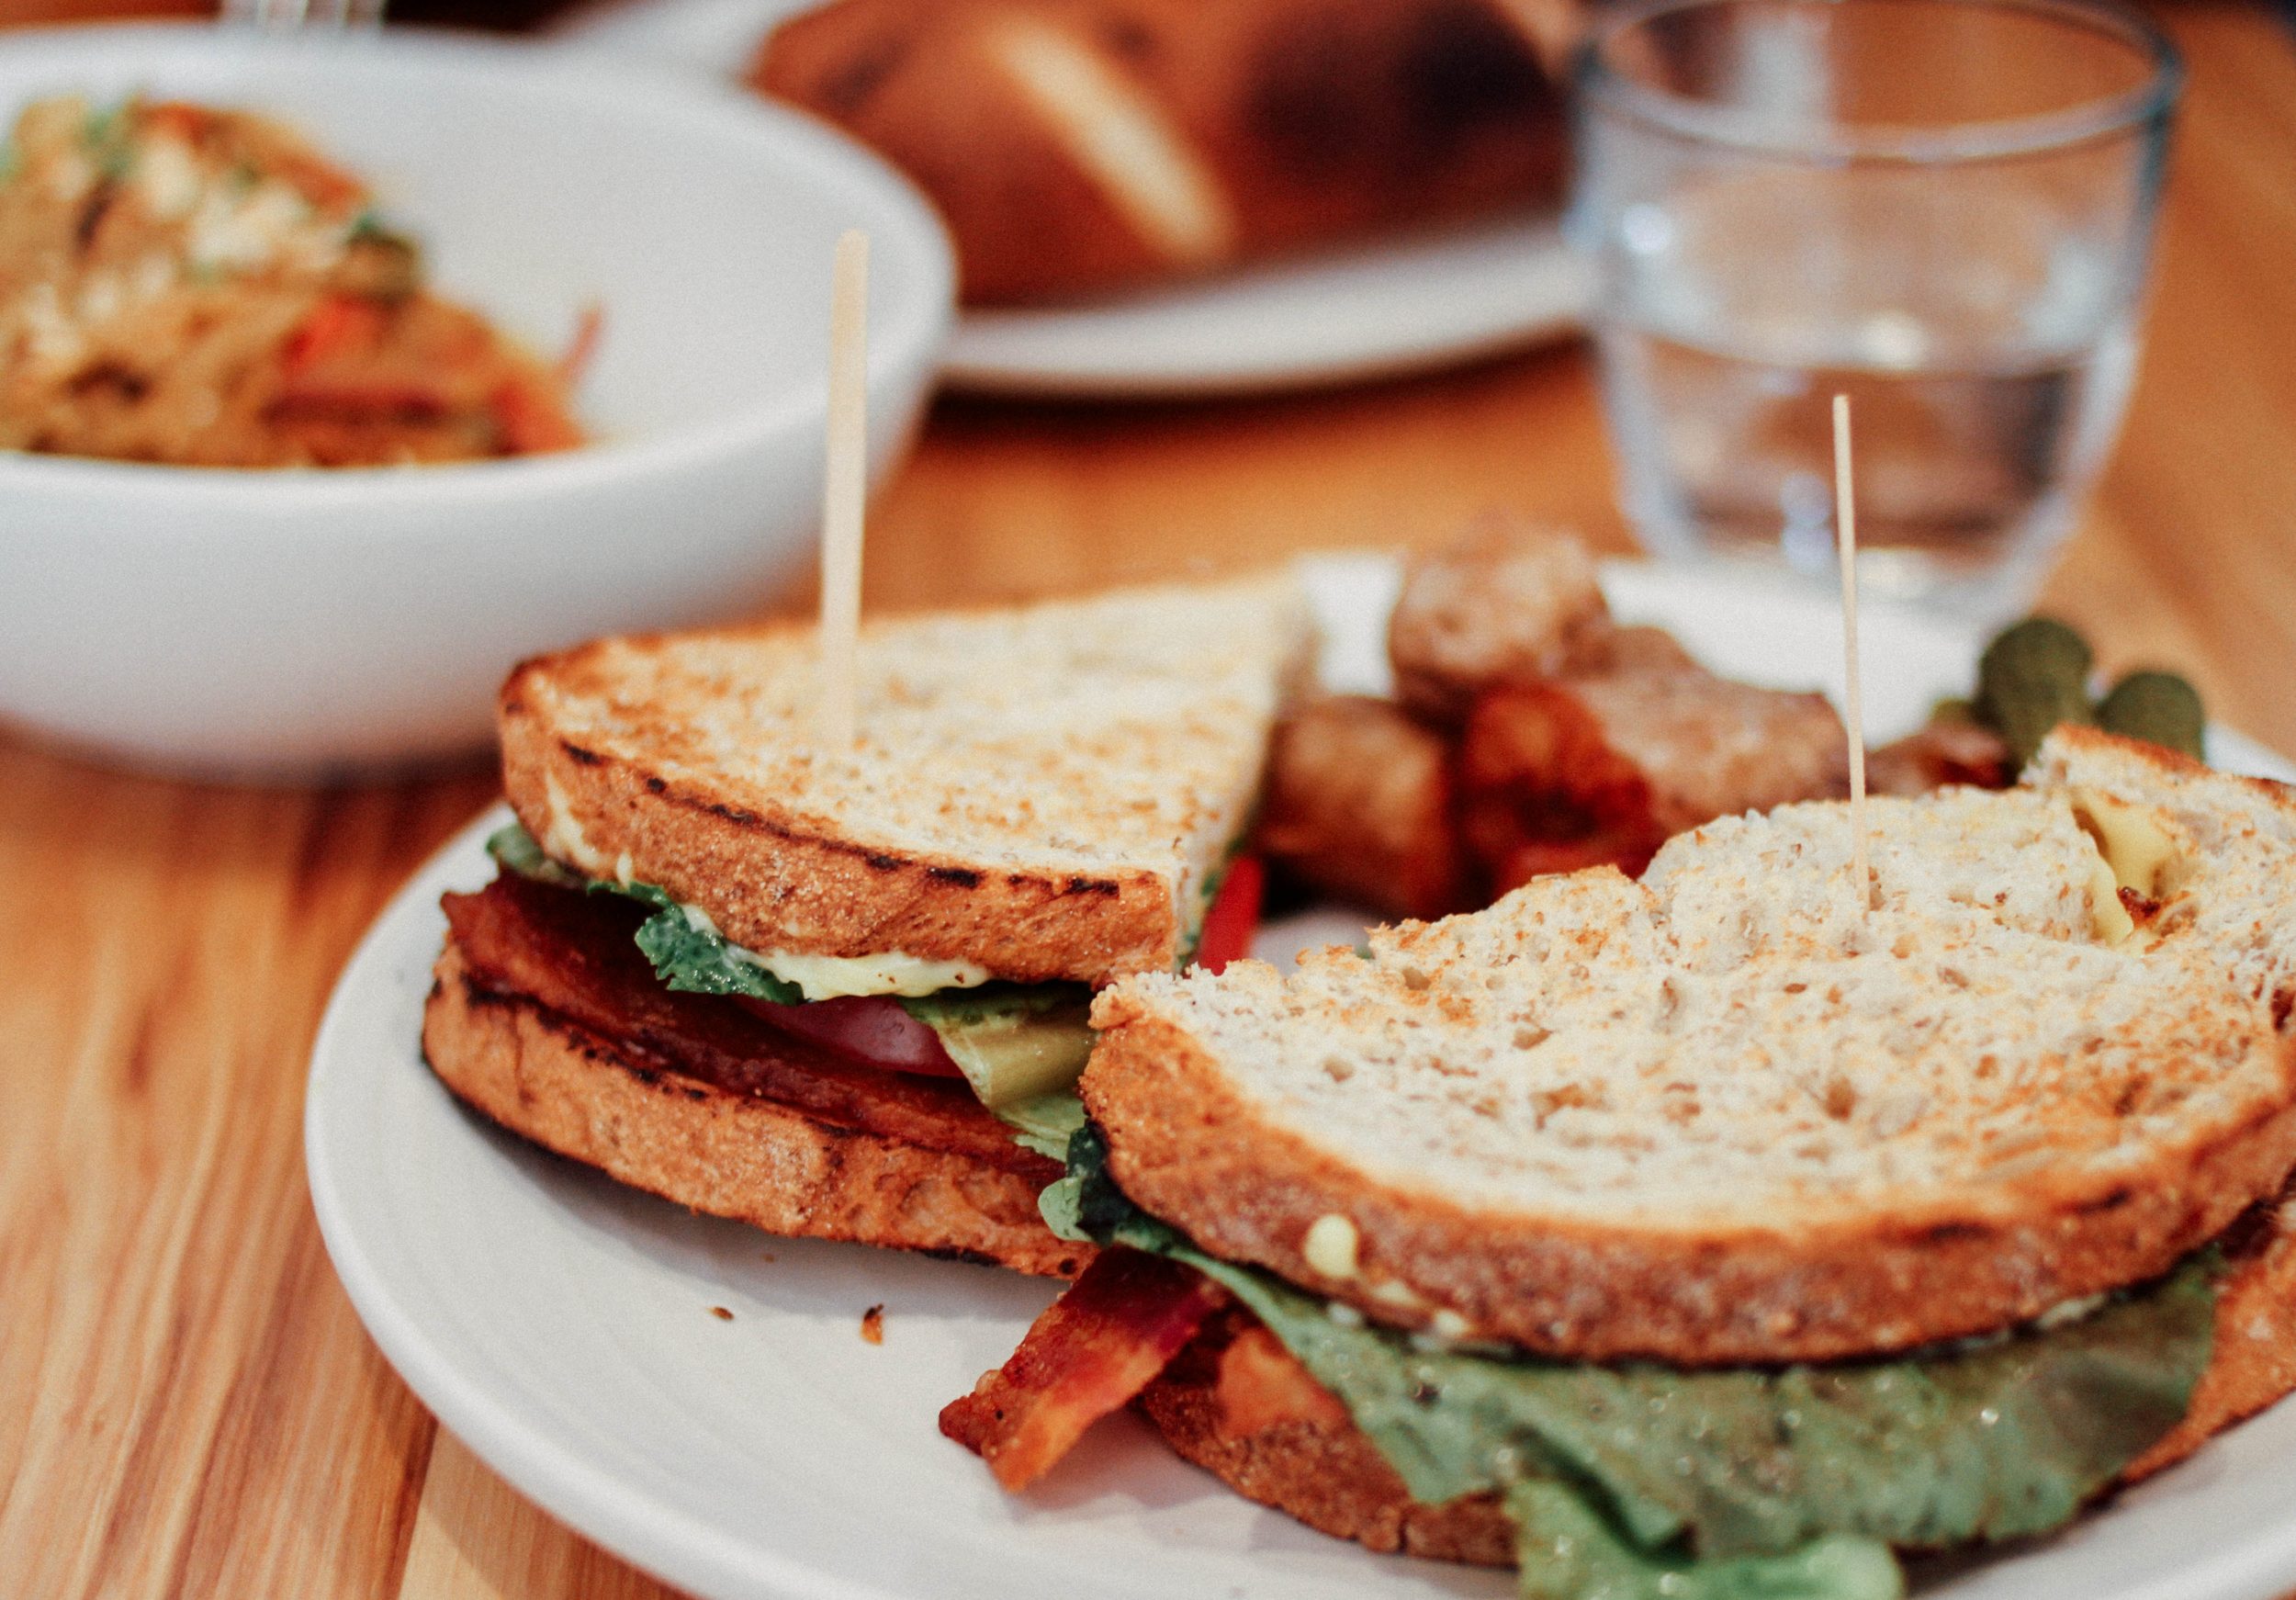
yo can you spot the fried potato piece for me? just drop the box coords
[1388,517,1613,724]
[1456,683,1663,884]
[1868,718,2016,796]
[1458,666,1847,890]
[1595,624,1697,676]
[1256,695,1472,920]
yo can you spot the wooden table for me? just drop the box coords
[6,5,2295,1596]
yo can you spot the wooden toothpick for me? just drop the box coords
[1832,393,1869,906]
[817,229,870,752]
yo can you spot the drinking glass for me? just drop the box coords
[1571,0,2181,619]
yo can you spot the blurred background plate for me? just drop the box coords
[937,215,1586,400]
[548,0,1591,398]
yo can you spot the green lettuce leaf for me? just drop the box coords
[487,823,581,887]
[1509,1482,1902,1600]
[1193,1249,2214,1559]
[1041,1120,1174,1249]
[488,823,803,1002]
[1051,1125,2217,1599]
[621,885,805,1004]
[486,824,1094,1038]
[996,1088,1087,1164]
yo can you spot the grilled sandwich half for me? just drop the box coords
[950,728,2296,1597]
[423,573,1313,1276]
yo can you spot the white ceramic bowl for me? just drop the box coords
[0,25,952,780]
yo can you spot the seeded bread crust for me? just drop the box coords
[498,576,1312,986]
[500,711,1182,986]
[422,948,1086,1277]
[1088,1009,2296,1363]
[1086,731,2296,1363]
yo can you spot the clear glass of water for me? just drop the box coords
[1571,0,2182,619]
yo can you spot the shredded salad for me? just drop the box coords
[0,96,586,467]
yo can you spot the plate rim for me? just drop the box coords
[934,216,1589,400]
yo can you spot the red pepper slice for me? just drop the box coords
[1193,854,1264,974]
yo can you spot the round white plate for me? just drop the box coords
[309,557,2296,1600]
[545,0,1590,398]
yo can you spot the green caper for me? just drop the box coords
[2097,670,2206,761]
[1976,616,2097,767]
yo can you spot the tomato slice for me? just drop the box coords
[732,994,965,1077]
[732,862,1263,1076]
[1193,855,1264,974]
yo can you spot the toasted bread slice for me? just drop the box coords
[500,574,1313,987]
[1135,1306,1515,1565]
[1087,729,2296,1363]
[423,948,1087,1277]
[1136,1168,2296,1566]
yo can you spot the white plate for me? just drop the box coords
[545,0,1589,398]
[308,557,2296,1600]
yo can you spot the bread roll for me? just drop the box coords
[754,0,1578,305]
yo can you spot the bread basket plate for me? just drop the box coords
[309,555,2296,1600]
[546,0,1589,398]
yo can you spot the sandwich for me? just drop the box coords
[422,573,1312,1278]
[945,727,2296,1597]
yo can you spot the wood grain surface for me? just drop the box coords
[4,6,2294,1599]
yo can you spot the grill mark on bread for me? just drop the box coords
[529,732,1180,975]
[497,577,1309,982]
[560,741,604,767]
[696,797,766,828]
[655,778,1131,907]
[425,950,1084,1275]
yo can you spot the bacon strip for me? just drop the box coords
[940,1247,1227,1489]
[444,874,1055,1176]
